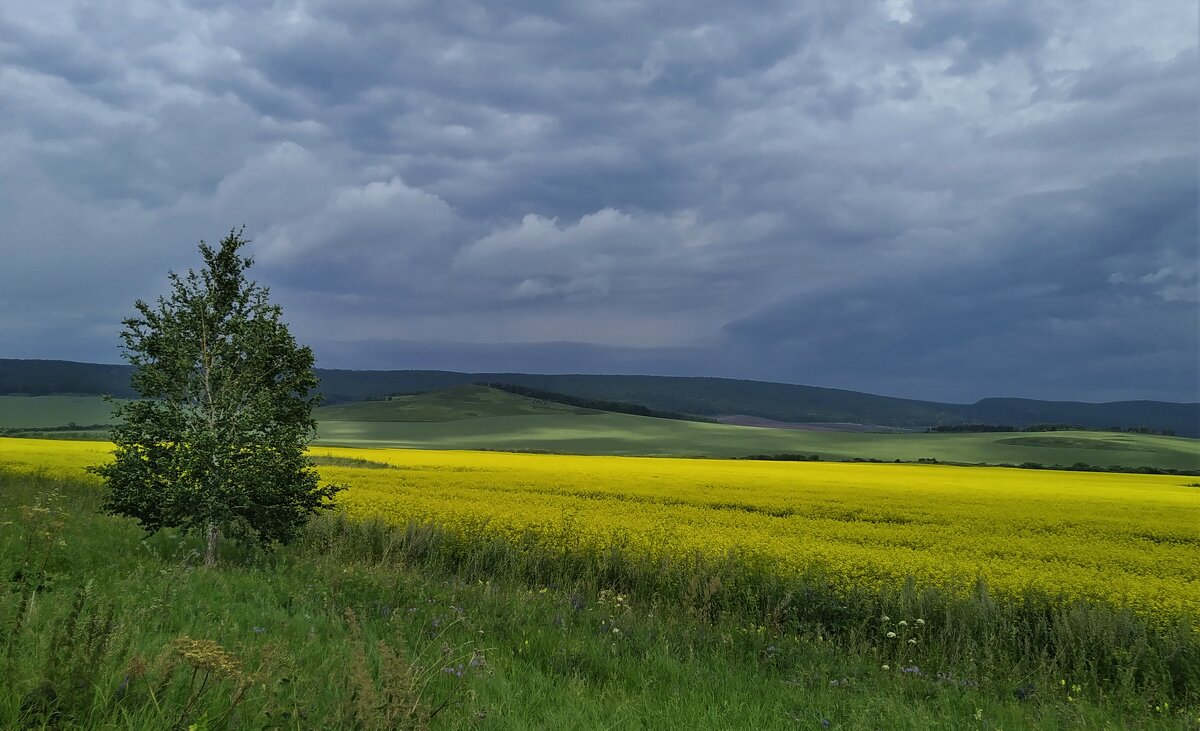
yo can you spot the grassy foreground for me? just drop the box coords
[1,467,1198,729]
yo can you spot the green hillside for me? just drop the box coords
[3,359,1195,435]
[3,388,1197,470]
[314,387,1199,471]
[314,412,1200,471]
[316,384,599,421]
[0,395,125,431]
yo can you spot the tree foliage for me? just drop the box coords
[88,229,342,563]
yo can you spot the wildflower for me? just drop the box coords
[881,615,890,622]
[897,620,907,627]
[171,637,241,678]
[886,631,897,638]
[908,638,918,645]
[915,618,925,626]
[881,664,890,671]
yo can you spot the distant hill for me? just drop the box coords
[0,360,137,397]
[1,358,1196,436]
[317,385,600,422]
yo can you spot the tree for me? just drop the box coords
[89,228,342,565]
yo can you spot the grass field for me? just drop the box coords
[5,390,1198,470]
[317,411,1200,471]
[2,438,1198,727]
[0,395,126,429]
[6,471,1196,728]
[316,385,600,421]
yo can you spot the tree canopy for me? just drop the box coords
[89,229,341,564]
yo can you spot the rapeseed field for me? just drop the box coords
[2,437,1197,624]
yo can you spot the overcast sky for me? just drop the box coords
[1,0,1196,403]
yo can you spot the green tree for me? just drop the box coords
[89,229,342,565]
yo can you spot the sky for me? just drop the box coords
[0,0,1196,404]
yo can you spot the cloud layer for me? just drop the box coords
[0,0,1196,402]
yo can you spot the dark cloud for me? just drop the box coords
[902,0,1047,74]
[0,0,1196,403]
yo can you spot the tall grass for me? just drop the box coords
[1,467,1196,728]
[303,512,1198,708]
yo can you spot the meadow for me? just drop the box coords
[316,412,1200,470]
[2,436,1199,727]
[0,395,125,430]
[5,390,1197,470]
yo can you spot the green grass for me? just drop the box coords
[6,359,1197,434]
[6,391,1198,471]
[316,385,600,422]
[315,412,1200,471]
[0,395,127,430]
[2,467,1196,729]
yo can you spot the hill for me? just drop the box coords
[316,387,1198,471]
[3,387,1197,470]
[315,411,1200,472]
[316,384,600,421]
[1,358,1196,435]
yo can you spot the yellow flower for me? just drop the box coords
[171,636,241,678]
[4,437,1199,625]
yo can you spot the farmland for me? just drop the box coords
[5,389,1198,471]
[3,437,1197,623]
[2,436,1199,727]
[0,395,126,430]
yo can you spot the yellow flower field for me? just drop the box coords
[2,437,1198,622]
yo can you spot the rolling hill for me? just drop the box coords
[3,386,1198,470]
[1,358,1196,435]
[316,384,600,421]
[311,387,1200,470]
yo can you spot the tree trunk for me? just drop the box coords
[205,522,220,566]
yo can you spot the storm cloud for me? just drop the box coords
[0,0,1195,402]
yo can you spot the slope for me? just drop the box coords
[1,359,1196,435]
[316,384,600,421]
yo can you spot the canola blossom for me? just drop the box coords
[2,437,1198,622]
